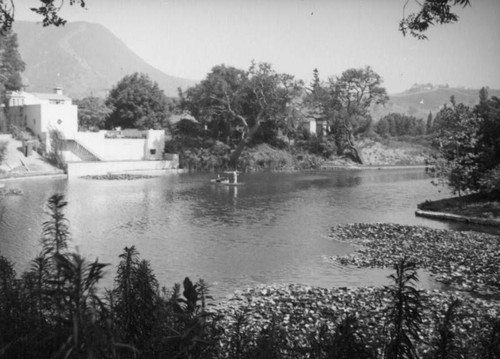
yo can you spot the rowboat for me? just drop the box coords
[211,171,244,186]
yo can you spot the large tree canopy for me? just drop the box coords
[308,66,387,163]
[180,62,302,167]
[106,73,171,130]
[74,96,112,131]
[332,66,388,163]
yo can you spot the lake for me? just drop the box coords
[0,168,491,298]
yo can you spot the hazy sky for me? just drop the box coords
[16,0,500,93]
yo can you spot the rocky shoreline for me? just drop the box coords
[329,223,500,296]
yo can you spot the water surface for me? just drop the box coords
[0,169,491,298]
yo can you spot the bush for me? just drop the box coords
[47,129,66,169]
[0,140,7,164]
[239,144,294,172]
[180,141,231,172]
[294,135,337,159]
[479,165,500,193]
[293,153,325,170]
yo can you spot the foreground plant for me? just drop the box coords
[425,297,462,359]
[112,246,159,354]
[384,256,422,359]
[51,252,113,358]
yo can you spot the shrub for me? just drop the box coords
[295,135,337,159]
[239,144,294,172]
[293,153,325,170]
[0,140,7,164]
[47,129,66,169]
[479,165,500,193]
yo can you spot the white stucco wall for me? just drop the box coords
[24,105,43,137]
[75,133,145,161]
[309,119,317,135]
[40,103,78,140]
[23,102,77,144]
[74,130,166,161]
[145,130,166,160]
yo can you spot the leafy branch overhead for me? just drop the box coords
[0,0,86,33]
[400,0,471,39]
[0,1,473,40]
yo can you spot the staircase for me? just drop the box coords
[64,140,102,162]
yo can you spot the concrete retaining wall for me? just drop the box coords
[74,130,165,161]
[67,159,178,178]
[415,209,500,227]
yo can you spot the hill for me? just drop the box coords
[13,21,197,99]
[371,85,500,121]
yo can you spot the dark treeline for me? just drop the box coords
[374,113,430,138]
[1,194,499,358]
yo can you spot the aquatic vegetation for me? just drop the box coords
[330,223,500,295]
[80,173,158,180]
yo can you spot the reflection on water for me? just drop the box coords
[0,169,496,298]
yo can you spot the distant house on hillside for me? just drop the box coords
[6,87,78,151]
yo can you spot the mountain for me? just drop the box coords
[371,84,500,121]
[13,21,197,99]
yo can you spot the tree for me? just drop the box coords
[400,0,471,39]
[427,100,486,195]
[329,66,388,163]
[106,72,171,130]
[426,112,434,134]
[75,96,112,131]
[179,64,248,144]
[476,88,500,171]
[428,90,500,195]
[181,62,302,167]
[475,90,500,193]
[375,117,390,137]
[0,0,86,34]
[375,113,426,137]
[0,29,25,131]
[303,68,339,138]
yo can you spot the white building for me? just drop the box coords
[7,87,78,151]
[4,88,176,176]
